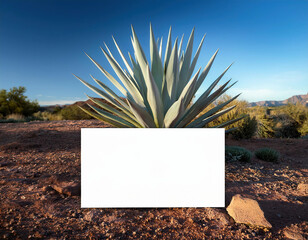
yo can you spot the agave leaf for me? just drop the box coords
[150,24,164,92]
[88,103,136,128]
[178,34,184,57]
[91,76,138,120]
[78,106,129,128]
[187,93,241,127]
[179,68,201,107]
[126,97,156,128]
[128,51,136,66]
[164,98,185,128]
[193,49,219,95]
[225,127,238,133]
[101,47,145,106]
[128,52,146,96]
[186,34,206,85]
[74,74,123,108]
[90,75,127,107]
[164,38,179,105]
[103,42,115,59]
[87,95,142,128]
[144,65,164,127]
[159,37,163,59]
[131,26,148,78]
[85,53,127,96]
[190,105,237,128]
[179,52,184,72]
[192,62,233,104]
[176,79,232,127]
[123,69,141,92]
[163,26,172,70]
[178,28,195,92]
[112,36,134,77]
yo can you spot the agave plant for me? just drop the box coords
[75,25,242,128]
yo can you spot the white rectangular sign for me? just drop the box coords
[81,128,225,208]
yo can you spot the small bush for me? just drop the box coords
[6,113,26,121]
[33,111,63,121]
[231,116,258,139]
[299,119,308,137]
[255,148,279,163]
[225,146,252,163]
[0,86,39,117]
[273,114,300,138]
[60,105,93,120]
[256,115,275,138]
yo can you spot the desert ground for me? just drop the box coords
[0,120,307,239]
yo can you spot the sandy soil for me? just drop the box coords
[0,120,307,239]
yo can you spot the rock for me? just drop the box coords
[42,185,54,192]
[297,183,308,194]
[283,229,305,240]
[226,194,272,228]
[51,181,80,196]
[83,210,101,222]
[206,208,233,226]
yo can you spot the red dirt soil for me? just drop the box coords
[0,120,307,239]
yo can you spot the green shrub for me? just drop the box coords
[60,105,93,120]
[255,114,275,138]
[298,119,308,136]
[255,148,279,163]
[231,116,258,139]
[225,146,252,163]
[0,86,39,117]
[6,113,26,121]
[273,103,308,137]
[273,114,300,138]
[0,113,38,123]
[201,94,257,139]
[33,111,63,121]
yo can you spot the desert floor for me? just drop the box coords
[0,120,307,239]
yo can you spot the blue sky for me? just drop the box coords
[0,0,307,105]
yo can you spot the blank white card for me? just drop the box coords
[81,128,225,208]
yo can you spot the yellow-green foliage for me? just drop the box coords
[33,111,63,121]
[34,106,93,121]
[248,103,307,138]
[200,94,257,139]
[6,113,26,121]
[277,103,308,136]
[249,107,276,138]
[59,105,93,120]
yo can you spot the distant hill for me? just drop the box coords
[39,98,114,112]
[249,94,308,107]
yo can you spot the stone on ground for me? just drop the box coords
[51,181,80,196]
[297,183,308,195]
[226,194,272,228]
[283,229,305,240]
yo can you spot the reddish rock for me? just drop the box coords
[297,183,308,195]
[283,229,305,240]
[51,181,80,196]
[83,210,103,222]
[206,208,233,226]
[226,194,272,228]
